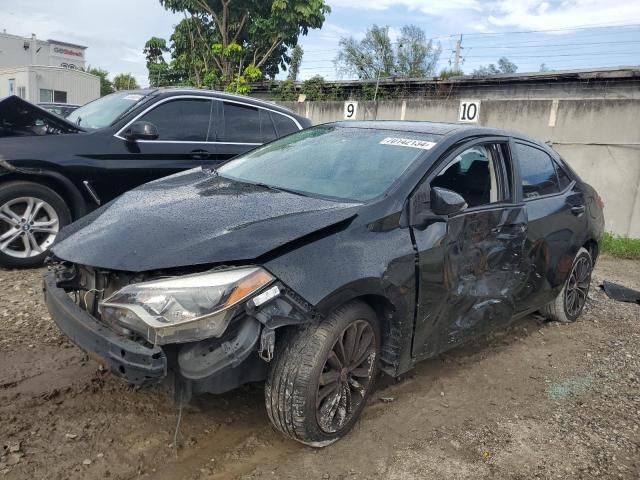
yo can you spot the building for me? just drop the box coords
[0,31,99,105]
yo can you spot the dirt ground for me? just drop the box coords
[0,256,639,480]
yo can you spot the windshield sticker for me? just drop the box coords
[123,94,144,101]
[380,137,437,150]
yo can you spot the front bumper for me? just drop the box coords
[43,272,167,385]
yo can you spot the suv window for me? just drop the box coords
[222,102,277,143]
[271,112,299,137]
[431,144,506,208]
[515,143,561,199]
[140,98,211,141]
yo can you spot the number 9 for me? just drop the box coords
[347,104,354,118]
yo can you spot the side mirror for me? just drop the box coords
[124,121,159,141]
[430,187,467,216]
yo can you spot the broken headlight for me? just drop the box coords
[99,267,273,345]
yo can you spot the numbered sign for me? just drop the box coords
[344,101,358,120]
[459,100,480,123]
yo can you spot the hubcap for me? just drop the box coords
[0,197,59,259]
[316,320,377,434]
[565,256,591,318]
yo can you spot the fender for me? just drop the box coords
[0,158,87,218]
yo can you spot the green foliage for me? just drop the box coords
[154,0,330,92]
[300,75,325,101]
[271,80,298,101]
[336,24,441,79]
[225,65,262,95]
[287,45,304,82]
[601,233,640,259]
[439,67,464,79]
[85,66,114,96]
[112,73,140,91]
[473,57,518,76]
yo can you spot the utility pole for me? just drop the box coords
[453,34,463,71]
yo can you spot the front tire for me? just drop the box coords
[540,247,592,323]
[0,181,71,268]
[265,301,380,447]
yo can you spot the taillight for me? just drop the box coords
[597,195,605,210]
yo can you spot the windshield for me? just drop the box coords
[67,92,149,130]
[218,126,440,202]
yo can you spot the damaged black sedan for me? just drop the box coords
[44,122,604,446]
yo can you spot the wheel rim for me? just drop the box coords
[0,197,59,259]
[565,255,591,318]
[316,319,377,434]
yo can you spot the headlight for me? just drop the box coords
[100,267,273,345]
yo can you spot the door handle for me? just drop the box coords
[570,205,586,215]
[190,149,210,160]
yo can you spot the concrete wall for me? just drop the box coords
[278,98,640,238]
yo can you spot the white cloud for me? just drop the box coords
[329,0,481,14]
[484,0,640,32]
[0,0,181,87]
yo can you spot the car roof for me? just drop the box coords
[327,120,549,149]
[143,88,304,119]
[329,120,510,136]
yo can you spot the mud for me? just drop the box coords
[1,256,639,479]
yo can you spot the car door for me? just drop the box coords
[90,96,220,201]
[511,141,587,313]
[410,138,530,360]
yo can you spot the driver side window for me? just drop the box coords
[431,144,508,208]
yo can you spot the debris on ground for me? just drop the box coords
[0,256,639,479]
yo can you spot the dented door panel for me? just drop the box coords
[412,205,528,359]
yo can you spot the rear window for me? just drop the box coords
[515,143,561,199]
[271,112,299,137]
[222,102,277,143]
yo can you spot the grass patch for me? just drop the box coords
[601,232,640,259]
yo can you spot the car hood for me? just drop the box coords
[51,168,361,272]
[0,95,85,137]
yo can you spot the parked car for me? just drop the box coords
[43,121,604,447]
[0,90,310,267]
[39,102,81,118]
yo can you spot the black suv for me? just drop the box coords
[0,90,310,267]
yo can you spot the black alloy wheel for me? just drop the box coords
[316,319,377,434]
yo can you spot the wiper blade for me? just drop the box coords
[253,182,310,197]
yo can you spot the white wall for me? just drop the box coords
[0,66,99,105]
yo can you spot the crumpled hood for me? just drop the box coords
[52,168,361,272]
[0,95,85,137]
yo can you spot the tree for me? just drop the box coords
[85,66,114,96]
[336,24,440,79]
[539,63,550,72]
[155,0,330,92]
[336,25,394,79]
[287,45,304,82]
[112,73,140,91]
[396,25,440,77]
[144,37,171,87]
[473,56,518,76]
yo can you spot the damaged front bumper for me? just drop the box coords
[43,270,314,400]
[43,272,167,385]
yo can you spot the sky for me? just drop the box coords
[1,0,640,86]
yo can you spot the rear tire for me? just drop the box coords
[0,181,71,268]
[540,247,592,323]
[265,301,380,447]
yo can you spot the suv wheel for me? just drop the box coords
[540,247,592,323]
[265,301,380,447]
[0,181,71,268]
